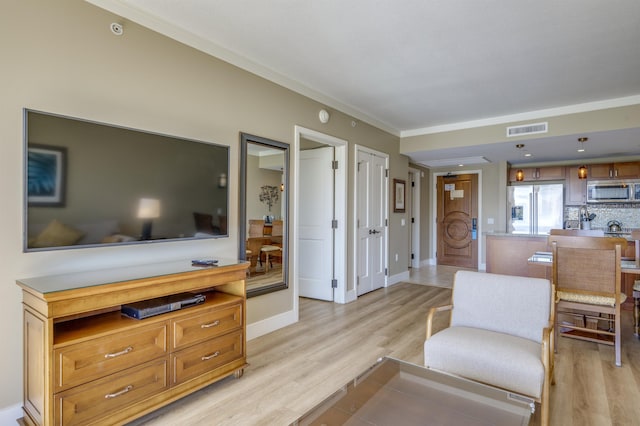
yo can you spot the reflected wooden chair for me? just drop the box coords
[246,237,267,275]
[270,219,283,244]
[549,228,604,236]
[264,220,284,268]
[260,244,282,272]
[193,212,217,234]
[248,220,265,237]
[548,235,627,366]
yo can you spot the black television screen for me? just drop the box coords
[24,109,229,251]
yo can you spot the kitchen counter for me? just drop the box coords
[484,232,547,238]
[485,231,638,241]
[487,231,639,284]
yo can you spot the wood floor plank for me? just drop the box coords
[128,267,640,426]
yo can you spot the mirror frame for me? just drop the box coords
[239,132,289,298]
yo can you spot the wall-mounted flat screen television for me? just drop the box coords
[24,109,229,252]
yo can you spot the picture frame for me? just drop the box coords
[393,178,406,213]
[27,144,67,207]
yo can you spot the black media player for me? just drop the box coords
[121,293,206,320]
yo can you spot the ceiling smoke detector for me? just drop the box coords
[110,22,124,36]
[318,109,330,124]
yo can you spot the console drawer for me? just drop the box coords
[54,322,168,391]
[172,331,243,385]
[172,303,242,350]
[54,358,168,426]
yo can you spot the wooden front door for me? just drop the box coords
[437,173,478,268]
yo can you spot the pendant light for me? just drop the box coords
[577,137,588,179]
[578,165,588,179]
[515,144,526,181]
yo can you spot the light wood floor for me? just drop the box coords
[130,265,640,426]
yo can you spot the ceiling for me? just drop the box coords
[89,0,640,166]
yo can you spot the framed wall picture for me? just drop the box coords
[393,178,406,213]
[27,144,67,206]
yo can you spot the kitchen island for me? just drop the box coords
[487,232,638,310]
[486,233,550,278]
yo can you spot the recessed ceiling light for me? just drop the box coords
[577,137,588,152]
[516,143,532,157]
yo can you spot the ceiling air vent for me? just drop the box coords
[506,122,548,137]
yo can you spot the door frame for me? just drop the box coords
[353,144,389,301]
[294,126,347,303]
[408,167,421,268]
[431,169,483,270]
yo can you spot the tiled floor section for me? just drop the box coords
[406,264,475,288]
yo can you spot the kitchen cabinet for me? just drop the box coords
[589,162,640,179]
[508,166,565,182]
[565,166,587,205]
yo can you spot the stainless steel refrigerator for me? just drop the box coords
[508,184,564,234]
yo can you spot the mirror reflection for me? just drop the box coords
[239,133,289,297]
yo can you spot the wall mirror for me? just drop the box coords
[239,133,289,297]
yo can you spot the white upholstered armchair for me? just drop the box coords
[424,270,555,426]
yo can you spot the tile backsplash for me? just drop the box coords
[565,204,640,230]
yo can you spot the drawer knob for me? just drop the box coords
[201,351,220,361]
[201,320,220,329]
[104,346,133,358]
[104,385,133,399]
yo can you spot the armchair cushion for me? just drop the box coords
[424,326,544,398]
[450,271,551,343]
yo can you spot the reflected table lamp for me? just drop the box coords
[138,198,160,240]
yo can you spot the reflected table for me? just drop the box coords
[292,357,533,426]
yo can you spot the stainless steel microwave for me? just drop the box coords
[586,180,639,203]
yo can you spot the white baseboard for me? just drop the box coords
[246,309,298,341]
[0,403,23,425]
[344,289,357,303]
[387,270,410,286]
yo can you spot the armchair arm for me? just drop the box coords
[542,320,555,385]
[425,304,453,340]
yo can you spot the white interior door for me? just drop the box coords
[298,147,335,300]
[356,149,387,296]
